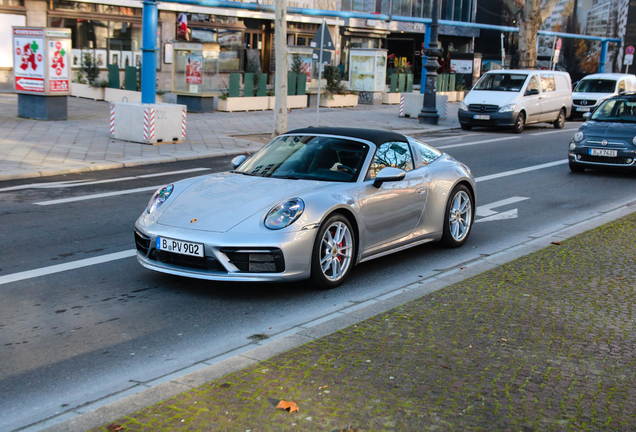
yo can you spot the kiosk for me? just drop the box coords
[13,27,72,120]
[172,41,221,113]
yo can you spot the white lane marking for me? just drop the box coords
[475,160,568,183]
[0,180,95,192]
[0,250,136,286]
[36,168,211,188]
[530,129,578,136]
[475,209,518,223]
[34,186,161,206]
[476,196,529,217]
[418,135,488,143]
[437,136,522,150]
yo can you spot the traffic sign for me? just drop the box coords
[556,38,562,50]
[310,22,335,51]
[627,45,635,55]
[624,54,634,66]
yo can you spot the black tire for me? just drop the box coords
[440,184,474,248]
[569,162,585,173]
[513,111,525,134]
[554,108,566,129]
[460,123,472,131]
[310,214,356,290]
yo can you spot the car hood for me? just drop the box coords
[572,92,613,101]
[580,121,636,140]
[157,172,333,232]
[464,91,519,107]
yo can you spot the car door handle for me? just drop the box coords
[416,186,427,194]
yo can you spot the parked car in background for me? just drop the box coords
[568,93,636,172]
[458,70,572,133]
[134,128,476,289]
[571,73,636,119]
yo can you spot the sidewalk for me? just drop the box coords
[0,94,460,181]
[48,205,636,432]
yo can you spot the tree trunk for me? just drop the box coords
[272,0,287,137]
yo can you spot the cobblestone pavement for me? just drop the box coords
[89,212,636,432]
[0,94,459,180]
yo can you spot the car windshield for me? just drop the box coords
[235,135,370,182]
[575,79,616,93]
[473,73,528,92]
[590,98,636,122]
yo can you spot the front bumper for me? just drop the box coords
[568,141,636,169]
[458,110,516,127]
[134,221,317,282]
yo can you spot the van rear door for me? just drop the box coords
[539,74,561,122]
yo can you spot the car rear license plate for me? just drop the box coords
[590,149,617,157]
[576,107,591,112]
[156,237,204,257]
[473,114,490,120]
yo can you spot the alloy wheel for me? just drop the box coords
[448,190,472,242]
[319,221,353,282]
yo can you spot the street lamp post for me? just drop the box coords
[418,0,443,125]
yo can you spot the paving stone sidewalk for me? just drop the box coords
[0,94,460,181]
[83,212,636,432]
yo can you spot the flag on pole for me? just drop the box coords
[178,13,188,40]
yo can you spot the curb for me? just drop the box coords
[39,197,636,432]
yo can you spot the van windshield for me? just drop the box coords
[474,74,528,92]
[575,79,616,93]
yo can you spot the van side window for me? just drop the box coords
[618,80,626,93]
[541,75,556,92]
[526,75,540,94]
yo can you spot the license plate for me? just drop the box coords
[156,237,204,257]
[590,149,617,157]
[576,107,590,112]
[474,114,490,120]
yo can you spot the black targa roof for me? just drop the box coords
[284,127,408,146]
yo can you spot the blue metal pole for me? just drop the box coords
[599,40,608,73]
[421,26,430,94]
[141,0,158,104]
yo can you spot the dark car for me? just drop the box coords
[568,93,636,172]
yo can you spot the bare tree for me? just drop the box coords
[502,0,561,68]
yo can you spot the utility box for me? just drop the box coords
[110,102,187,145]
[349,48,388,105]
[13,27,72,120]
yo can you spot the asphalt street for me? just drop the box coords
[2,121,636,432]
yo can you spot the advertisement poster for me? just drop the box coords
[13,28,45,93]
[351,54,375,91]
[186,54,202,84]
[450,59,472,74]
[48,39,69,92]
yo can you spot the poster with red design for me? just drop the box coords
[186,55,203,84]
[48,39,69,92]
[13,28,45,93]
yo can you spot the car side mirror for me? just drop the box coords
[373,167,406,188]
[231,155,247,169]
[525,88,539,96]
[582,112,592,119]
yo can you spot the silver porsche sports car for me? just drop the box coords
[134,128,476,289]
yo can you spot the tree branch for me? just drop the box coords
[540,0,561,23]
[501,0,521,15]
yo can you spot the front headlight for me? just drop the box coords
[264,198,305,230]
[459,101,468,111]
[499,103,516,113]
[146,184,173,214]
[569,142,576,150]
[632,136,636,145]
[573,132,584,142]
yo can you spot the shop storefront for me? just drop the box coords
[0,0,27,90]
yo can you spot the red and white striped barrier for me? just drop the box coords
[143,108,156,141]
[181,109,187,139]
[445,99,449,118]
[109,105,115,135]
[399,94,405,117]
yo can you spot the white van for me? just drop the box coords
[571,73,636,118]
[458,70,572,133]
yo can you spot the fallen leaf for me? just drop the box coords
[469,345,473,348]
[460,266,467,270]
[551,241,562,245]
[319,385,328,389]
[107,425,123,432]
[618,277,624,280]
[501,338,507,342]
[439,365,451,370]
[276,400,299,413]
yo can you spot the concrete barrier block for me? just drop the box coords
[402,93,448,119]
[110,102,187,145]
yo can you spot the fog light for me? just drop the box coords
[627,158,633,164]
[576,154,582,160]
[569,142,576,150]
